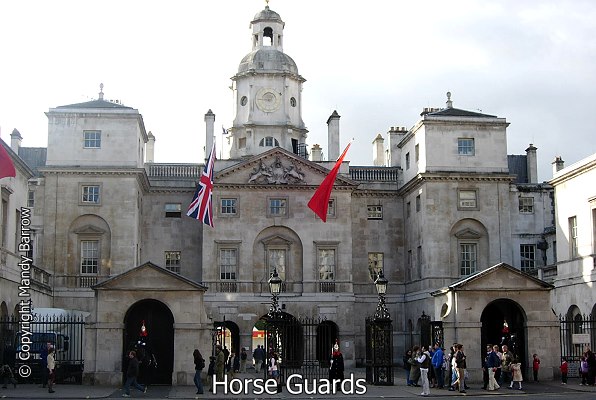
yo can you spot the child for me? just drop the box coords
[510,357,523,390]
[560,358,568,384]
[532,354,540,382]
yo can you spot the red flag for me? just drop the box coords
[308,143,351,222]
[0,142,16,180]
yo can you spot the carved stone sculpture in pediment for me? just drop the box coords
[247,156,305,184]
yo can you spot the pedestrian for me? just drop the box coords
[40,342,50,388]
[486,345,501,391]
[500,344,513,385]
[532,353,540,382]
[416,345,431,396]
[215,345,225,383]
[586,346,596,386]
[268,350,281,393]
[207,356,216,392]
[0,364,17,389]
[409,346,421,387]
[240,347,248,373]
[560,357,568,384]
[403,349,413,386]
[510,357,523,390]
[481,344,491,390]
[329,341,345,393]
[580,355,588,385]
[122,350,146,397]
[193,349,205,395]
[431,343,444,389]
[454,344,467,393]
[232,352,240,374]
[254,345,264,374]
[47,347,56,394]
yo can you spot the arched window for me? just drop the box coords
[259,137,279,147]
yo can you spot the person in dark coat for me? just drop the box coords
[123,350,146,397]
[193,349,205,395]
[329,341,344,392]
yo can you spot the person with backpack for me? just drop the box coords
[193,349,205,395]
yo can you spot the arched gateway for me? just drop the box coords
[481,299,527,368]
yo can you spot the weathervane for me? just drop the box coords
[99,83,104,100]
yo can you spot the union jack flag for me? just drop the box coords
[187,142,216,227]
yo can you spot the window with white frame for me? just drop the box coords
[259,136,279,147]
[267,248,286,281]
[219,249,237,280]
[221,198,237,215]
[520,244,536,272]
[519,197,534,213]
[268,198,287,216]
[458,138,475,155]
[460,243,477,276]
[458,189,478,209]
[83,130,101,148]
[368,252,383,281]
[27,190,35,208]
[81,240,99,274]
[318,249,336,281]
[164,203,181,218]
[165,251,181,274]
[81,185,101,204]
[327,198,336,218]
[569,216,578,258]
[367,205,383,220]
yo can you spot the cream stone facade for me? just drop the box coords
[1,4,594,386]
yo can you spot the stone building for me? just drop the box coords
[0,4,592,385]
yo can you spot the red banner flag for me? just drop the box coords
[0,142,16,180]
[308,143,351,222]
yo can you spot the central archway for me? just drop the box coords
[123,299,174,385]
[481,299,527,369]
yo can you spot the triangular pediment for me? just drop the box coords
[437,263,553,293]
[215,148,357,187]
[454,228,482,239]
[92,262,207,292]
[261,234,292,246]
[74,225,106,235]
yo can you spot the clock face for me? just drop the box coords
[256,88,281,112]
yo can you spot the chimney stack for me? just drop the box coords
[146,131,155,163]
[525,144,538,183]
[10,128,22,153]
[552,156,565,175]
[310,144,323,162]
[204,109,215,161]
[327,110,340,161]
[372,134,385,166]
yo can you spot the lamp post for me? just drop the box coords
[268,268,282,316]
[374,270,390,320]
[266,268,283,384]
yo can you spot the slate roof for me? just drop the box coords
[56,99,133,109]
[18,147,47,176]
[428,107,496,118]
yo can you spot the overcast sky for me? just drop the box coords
[1,0,595,181]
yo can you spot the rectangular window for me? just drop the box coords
[407,250,412,281]
[519,197,534,213]
[1,199,7,247]
[520,244,536,272]
[238,137,246,149]
[83,130,101,148]
[415,144,420,162]
[460,243,477,276]
[27,190,35,208]
[368,252,383,281]
[318,249,335,281]
[406,202,411,218]
[367,205,383,220]
[81,185,100,204]
[267,248,286,282]
[327,198,336,218]
[458,138,475,155]
[164,203,182,218]
[81,240,99,274]
[268,198,287,216]
[569,216,578,258]
[219,249,237,280]
[416,195,421,212]
[458,189,478,209]
[417,245,422,279]
[165,251,181,274]
[405,152,410,170]
[221,198,237,215]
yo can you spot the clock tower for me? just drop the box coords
[227,5,308,159]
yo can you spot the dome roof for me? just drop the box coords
[238,48,298,75]
[252,6,282,23]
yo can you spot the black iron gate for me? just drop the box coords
[365,316,393,385]
[263,314,336,384]
[560,314,595,378]
[0,314,85,384]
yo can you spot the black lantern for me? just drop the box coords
[374,270,388,296]
[269,268,282,296]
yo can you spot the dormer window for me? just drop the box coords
[259,137,279,147]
